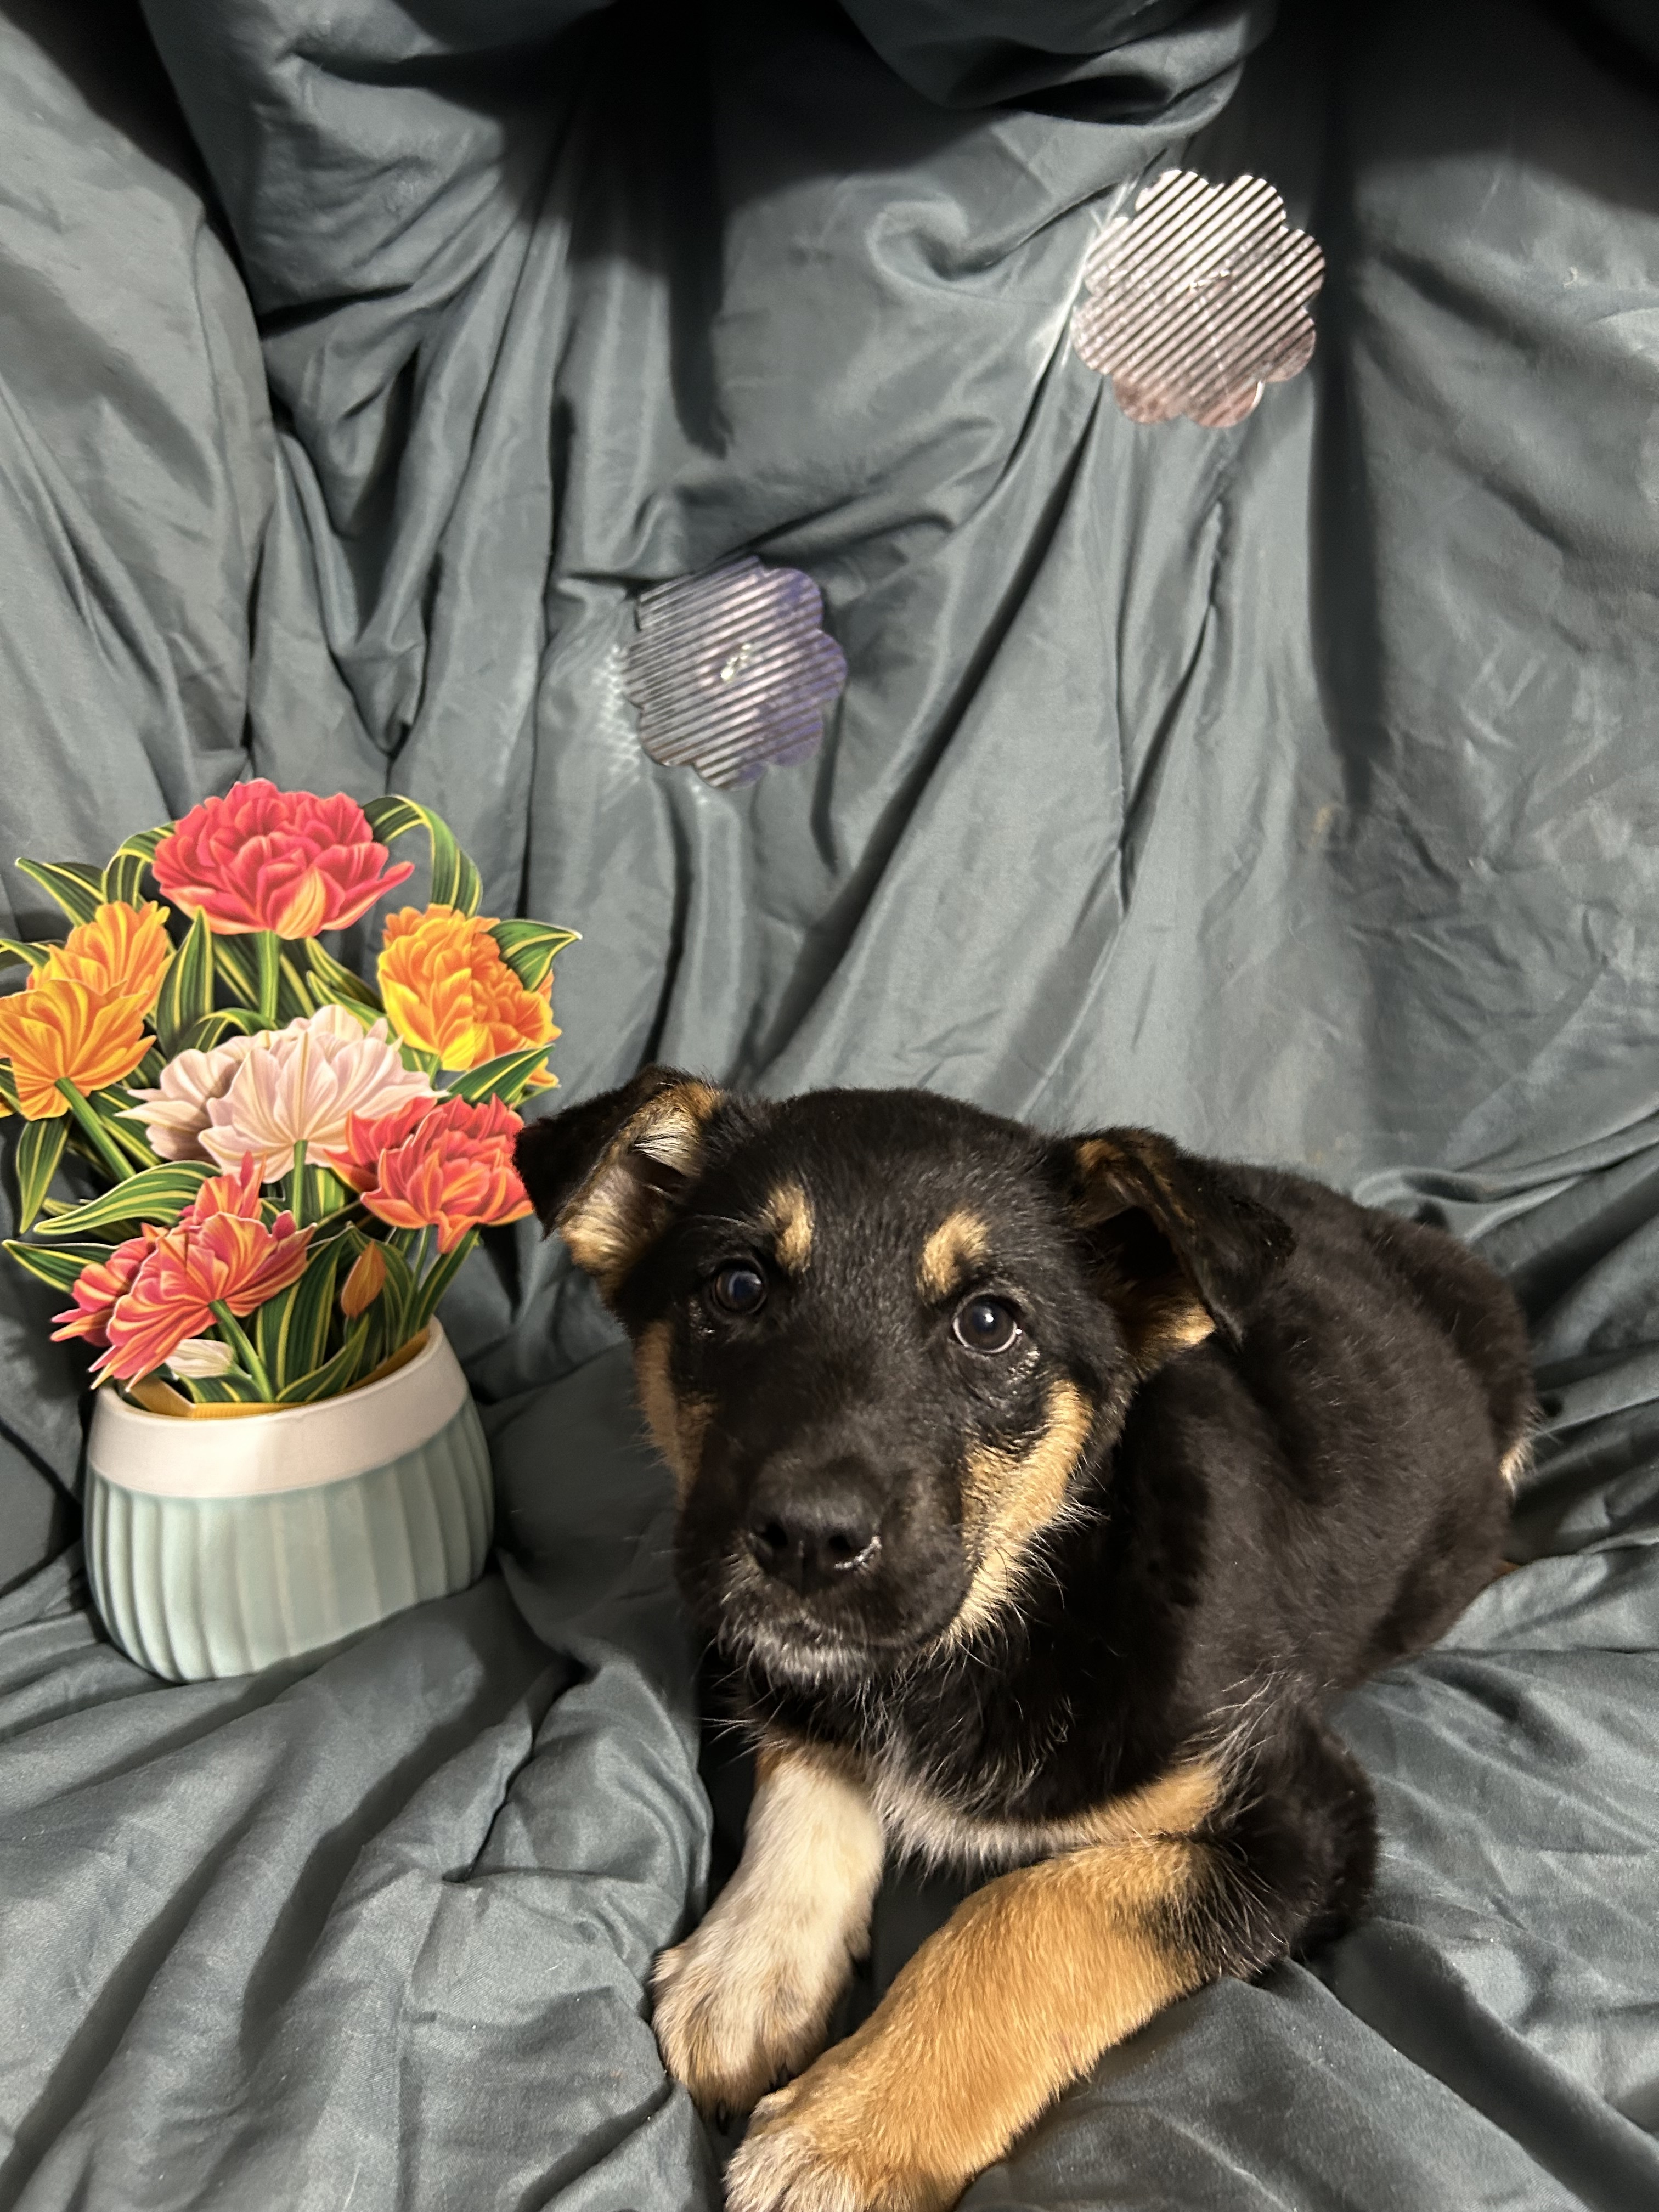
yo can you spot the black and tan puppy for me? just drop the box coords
[516,1071,1532,2212]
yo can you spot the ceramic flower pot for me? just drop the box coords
[83,1321,492,1682]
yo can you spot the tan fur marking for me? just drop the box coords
[1073,1133,1215,1371]
[1120,1291,1215,1369]
[634,1319,710,1500]
[917,1210,991,1301]
[1500,1435,1531,1492]
[945,1378,1094,1646]
[558,1079,721,1292]
[725,1775,1216,2212]
[873,1756,1221,1876]
[652,1734,885,2118]
[764,1180,815,1274]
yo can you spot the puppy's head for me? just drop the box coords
[517,1072,1290,1686]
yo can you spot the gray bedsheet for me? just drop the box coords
[1,0,1657,2205]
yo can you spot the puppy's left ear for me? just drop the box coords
[1066,1128,1293,1366]
[515,1065,723,1299]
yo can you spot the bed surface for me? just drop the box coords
[1,2,1656,2205]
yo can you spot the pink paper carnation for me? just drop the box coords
[152,780,413,939]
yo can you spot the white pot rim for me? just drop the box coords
[87,1321,472,1500]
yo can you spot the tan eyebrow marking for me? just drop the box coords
[763,1180,814,1273]
[917,1210,990,1301]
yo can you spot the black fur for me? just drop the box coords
[518,1074,1530,1971]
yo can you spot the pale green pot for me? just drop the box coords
[84,1321,493,1682]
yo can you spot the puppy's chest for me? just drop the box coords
[860,1690,1110,1873]
[866,1748,1119,1874]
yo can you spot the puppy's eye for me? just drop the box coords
[708,1261,768,1317]
[952,1295,1022,1355]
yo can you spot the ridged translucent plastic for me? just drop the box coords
[84,1396,493,1681]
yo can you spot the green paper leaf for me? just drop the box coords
[36,1159,213,1238]
[377,1239,415,1343]
[278,953,314,1022]
[404,1232,475,1341]
[91,1090,162,1171]
[253,1278,298,1389]
[281,1240,342,1387]
[14,859,104,927]
[363,795,482,918]
[443,1045,550,1107]
[212,939,257,1006]
[304,937,382,1013]
[0,937,48,975]
[490,919,578,994]
[153,909,215,1056]
[103,826,169,909]
[171,1008,262,1054]
[14,1116,70,1232]
[180,1370,272,1404]
[305,1164,355,1219]
[276,1316,371,1404]
[3,1237,116,1293]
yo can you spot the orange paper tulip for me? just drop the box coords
[340,1241,387,1317]
[0,977,151,1119]
[377,906,555,1073]
[35,900,172,1016]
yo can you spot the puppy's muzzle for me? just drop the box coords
[744,1462,883,1598]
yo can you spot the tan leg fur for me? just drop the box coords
[724,1818,1212,2212]
[653,1736,885,2117]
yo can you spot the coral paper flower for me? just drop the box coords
[35,901,173,1017]
[378,906,556,1072]
[93,1202,313,1381]
[0,977,151,1118]
[50,1230,163,1346]
[199,1005,436,1181]
[49,1159,267,1357]
[152,780,414,939]
[345,1093,532,1252]
[183,1153,266,1222]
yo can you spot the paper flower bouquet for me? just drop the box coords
[0,783,573,1679]
[2,781,570,1408]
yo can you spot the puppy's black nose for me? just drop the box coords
[745,1477,881,1595]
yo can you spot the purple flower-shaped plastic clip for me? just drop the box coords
[625,557,848,789]
[1072,171,1324,430]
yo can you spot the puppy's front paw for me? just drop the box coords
[723,2050,966,2212]
[651,1909,851,2119]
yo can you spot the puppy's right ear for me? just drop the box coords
[515,1066,723,1298]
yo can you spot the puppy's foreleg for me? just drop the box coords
[725,1764,1240,2212]
[652,1734,884,2117]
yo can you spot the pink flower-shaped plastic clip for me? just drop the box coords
[1071,171,1324,430]
[153,781,413,939]
[626,558,847,789]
